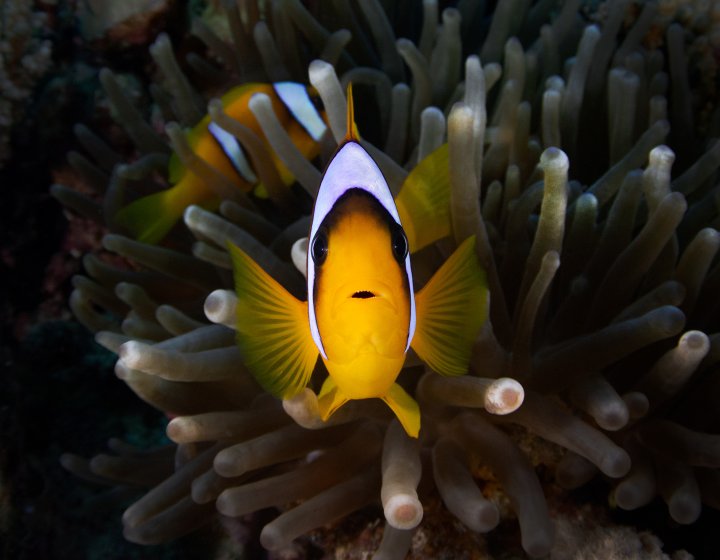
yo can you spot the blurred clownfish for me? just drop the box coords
[115,82,327,244]
[228,86,488,438]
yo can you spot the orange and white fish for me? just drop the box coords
[116,82,326,244]
[228,88,488,437]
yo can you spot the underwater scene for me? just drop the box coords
[2,0,720,558]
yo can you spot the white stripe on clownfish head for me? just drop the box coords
[307,141,416,359]
[208,122,258,183]
[274,82,327,142]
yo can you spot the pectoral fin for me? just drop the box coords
[382,383,421,438]
[412,236,489,377]
[395,143,451,253]
[228,243,318,398]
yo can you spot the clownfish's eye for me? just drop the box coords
[390,224,408,263]
[311,228,329,265]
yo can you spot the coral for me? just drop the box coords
[551,501,683,560]
[0,0,52,167]
[53,0,720,558]
[77,0,172,45]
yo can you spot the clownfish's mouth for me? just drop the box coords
[351,291,376,299]
[336,283,396,314]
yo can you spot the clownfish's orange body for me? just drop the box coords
[116,82,326,244]
[228,86,488,437]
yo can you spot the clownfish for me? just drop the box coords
[228,86,489,437]
[115,82,326,244]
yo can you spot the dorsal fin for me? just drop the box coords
[345,82,359,142]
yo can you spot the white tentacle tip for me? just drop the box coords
[384,494,423,530]
[540,146,569,171]
[204,289,237,327]
[183,204,203,228]
[248,91,272,113]
[117,340,145,369]
[308,58,334,79]
[485,377,525,415]
[679,330,709,353]
[114,360,131,380]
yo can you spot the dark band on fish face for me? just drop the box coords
[311,188,410,301]
[311,189,408,261]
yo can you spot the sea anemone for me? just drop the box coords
[54,0,720,557]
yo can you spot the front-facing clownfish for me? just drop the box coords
[228,86,488,437]
[115,82,326,244]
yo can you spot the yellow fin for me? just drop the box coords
[115,184,217,244]
[253,182,270,199]
[317,377,349,420]
[228,243,318,398]
[317,378,421,438]
[412,236,489,376]
[168,152,186,184]
[382,383,421,438]
[395,143,451,253]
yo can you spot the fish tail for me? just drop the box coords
[114,181,211,244]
